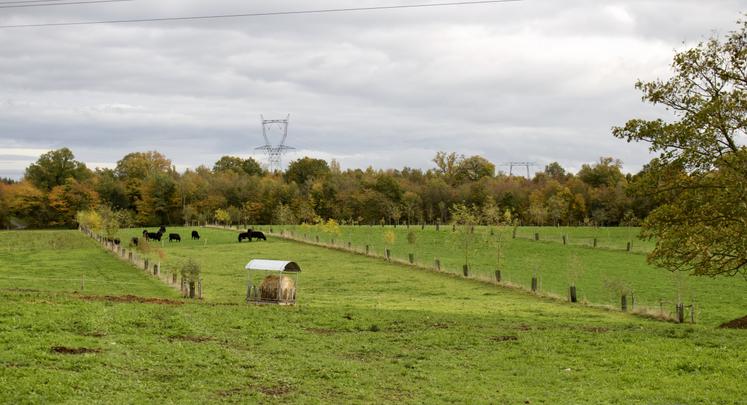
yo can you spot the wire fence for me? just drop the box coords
[206,224,694,324]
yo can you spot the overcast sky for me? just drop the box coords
[0,0,744,179]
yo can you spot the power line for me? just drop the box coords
[0,0,72,4]
[0,0,132,9]
[0,0,522,29]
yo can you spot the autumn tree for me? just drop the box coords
[25,148,91,191]
[213,156,263,176]
[285,157,330,186]
[613,19,747,277]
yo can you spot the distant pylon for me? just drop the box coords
[500,162,537,179]
[255,114,294,172]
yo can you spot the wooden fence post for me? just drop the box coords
[198,277,202,299]
[593,238,597,248]
[621,295,628,312]
[365,245,370,255]
[531,277,538,292]
[462,264,469,277]
[385,249,391,261]
[676,303,685,323]
[562,235,567,245]
[627,241,632,252]
[569,286,577,303]
[434,259,441,271]
[495,270,501,283]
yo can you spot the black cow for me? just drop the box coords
[104,237,120,245]
[168,233,181,242]
[238,230,252,243]
[131,237,139,246]
[191,230,200,240]
[159,226,166,233]
[250,231,266,241]
[142,230,163,241]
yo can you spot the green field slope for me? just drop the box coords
[0,229,745,404]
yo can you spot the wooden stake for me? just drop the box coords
[569,286,577,303]
[463,264,469,277]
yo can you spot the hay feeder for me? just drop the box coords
[245,259,301,305]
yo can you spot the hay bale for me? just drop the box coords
[259,275,296,302]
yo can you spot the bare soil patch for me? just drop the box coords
[305,327,337,335]
[719,315,747,329]
[258,384,292,397]
[51,346,101,355]
[79,295,183,305]
[168,335,214,343]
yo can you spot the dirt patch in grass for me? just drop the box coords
[168,335,215,343]
[719,315,747,329]
[258,384,292,397]
[490,335,518,342]
[217,387,244,398]
[51,346,101,355]
[79,295,183,305]
[305,327,337,335]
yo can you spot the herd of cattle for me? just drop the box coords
[124,227,267,246]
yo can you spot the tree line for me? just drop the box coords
[0,148,654,229]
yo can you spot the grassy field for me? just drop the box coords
[1,228,746,403]
[260,225,747,327]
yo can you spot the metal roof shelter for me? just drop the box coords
[245,260,301,272]
[245,259,301,305]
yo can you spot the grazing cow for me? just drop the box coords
[191,230,200,240]
[168,233,181,242]
[131,237,139,246]
[250,230,267,241]
[159,226,166,234]
[142,229,163,241]
[238,230,252,243]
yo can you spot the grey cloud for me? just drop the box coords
[0,0,744,178]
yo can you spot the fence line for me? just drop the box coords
[206,224,684,323]
[78,226,201,299]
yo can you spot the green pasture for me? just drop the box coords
[260,225,746,326]
[0,230,176,297]
[0,229,745,403]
